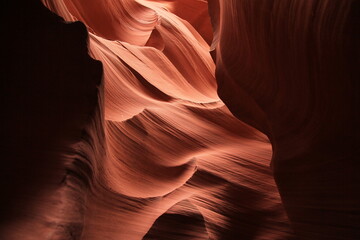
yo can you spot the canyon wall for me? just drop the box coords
[1,0,358,239]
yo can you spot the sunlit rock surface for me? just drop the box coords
[1,0,358,239]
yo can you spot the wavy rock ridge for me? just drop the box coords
[1,0,358,239]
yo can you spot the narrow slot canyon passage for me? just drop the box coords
[1,1,359,239]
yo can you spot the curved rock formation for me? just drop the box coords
[209,0,360,239]
[1,0,358,239]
